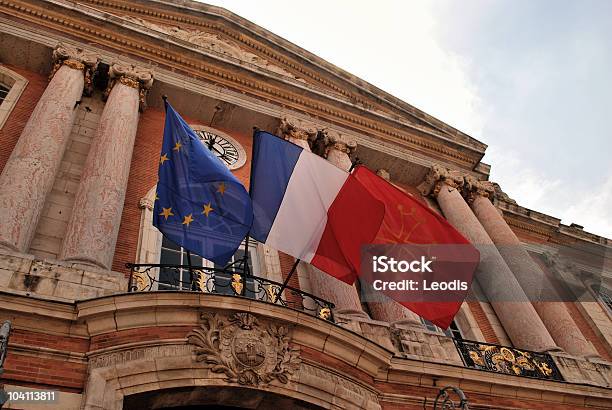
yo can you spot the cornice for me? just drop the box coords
[83,0,487,152]
[498,199,612,248]
[0,18,484,179]
[0,0,485,170]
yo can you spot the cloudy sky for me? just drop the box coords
[203,0,612,238]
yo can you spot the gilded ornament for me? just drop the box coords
[231,274,243,295]
[49,43,99,96]
[317,306,332,321]
[131,270,150,291]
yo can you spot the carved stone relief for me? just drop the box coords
[187,312,301,386]
[123,16,304,82]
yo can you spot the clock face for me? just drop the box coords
[191,127,246,170]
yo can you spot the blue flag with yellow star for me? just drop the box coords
[153,100,253,265]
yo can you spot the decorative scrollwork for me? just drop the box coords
[187,312,300,386]
[126,262,335,323]
[434,386,469,409]
[454,339,563,381]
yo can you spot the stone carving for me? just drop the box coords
[123,16,303,81]
[463,175,495,203]
[323,129,357,157]
[278,116,318,142]
[417,164,464,197]
[299,363,379,406]
[50,43,99,95]
[492,182,517,204]
[187,312,300,386]
[104,63,154,111]
[390,325,462,364]
[89,345,193,369]
[376,169,390,181]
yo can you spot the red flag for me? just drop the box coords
[351,166,479,329]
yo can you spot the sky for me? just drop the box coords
[201,0,612,238]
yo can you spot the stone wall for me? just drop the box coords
[0,250,126,300]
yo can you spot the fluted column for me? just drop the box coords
[466,178,598,357]
[60,64,153,269]
[0,44,98,252]
[418,166,557,351]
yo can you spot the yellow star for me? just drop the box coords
[173,141,182,151]
[159,207,174,220]
[154,192,159,201]
[217,182,226,195]
[160,153,169,165]
[182,213,194,226]
[202,202,214,217]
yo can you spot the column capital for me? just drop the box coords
[278,116,318,142]
[104,63,154,111]
[50,43,99,95]
[417,164,465,197]
[139,197,154,211]
[376,169,390,181]
[323,130,357,157]
[464,175,495,204]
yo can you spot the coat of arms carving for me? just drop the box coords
[187,312,300,386]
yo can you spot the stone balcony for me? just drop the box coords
[1,249,611,405]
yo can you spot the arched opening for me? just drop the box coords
[123,386,325,410]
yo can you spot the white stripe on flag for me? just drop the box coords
[266,151,348,262]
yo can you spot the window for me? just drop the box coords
[420,317,463,340]
[158,237,259,293]
[591,284,612,315]
[0,67,28,131]
[0,83,9,105]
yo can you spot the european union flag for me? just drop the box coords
[153,100,253,265]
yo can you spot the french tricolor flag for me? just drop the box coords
[250,131,384,284]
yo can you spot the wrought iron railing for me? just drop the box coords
[453,338,563,381]
[126,263,335,322]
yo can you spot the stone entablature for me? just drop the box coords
[418,164,612,249]
[0,0,487,174]
[0,291,610,410]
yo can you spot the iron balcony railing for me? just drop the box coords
[453,338,564,381]
[126,262,335,323]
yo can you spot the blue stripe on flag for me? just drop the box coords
[250,131,302,243]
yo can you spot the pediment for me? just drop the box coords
[121,15,308,84]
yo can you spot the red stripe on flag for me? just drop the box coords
[310,172,385,284]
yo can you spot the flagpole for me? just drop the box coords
[185,250,195,291]
[238,126,261,297]
[274,258,299,303]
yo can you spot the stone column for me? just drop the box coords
[0,44,98,252]
[363,169,422,326]
[418,165,557,352]
[60,64,153,269]
[278,119,367,317]
[315,131,368,317]
[466,178,598,357]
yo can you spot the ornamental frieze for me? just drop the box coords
[122,15,303,83]
[187,312,301,386]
